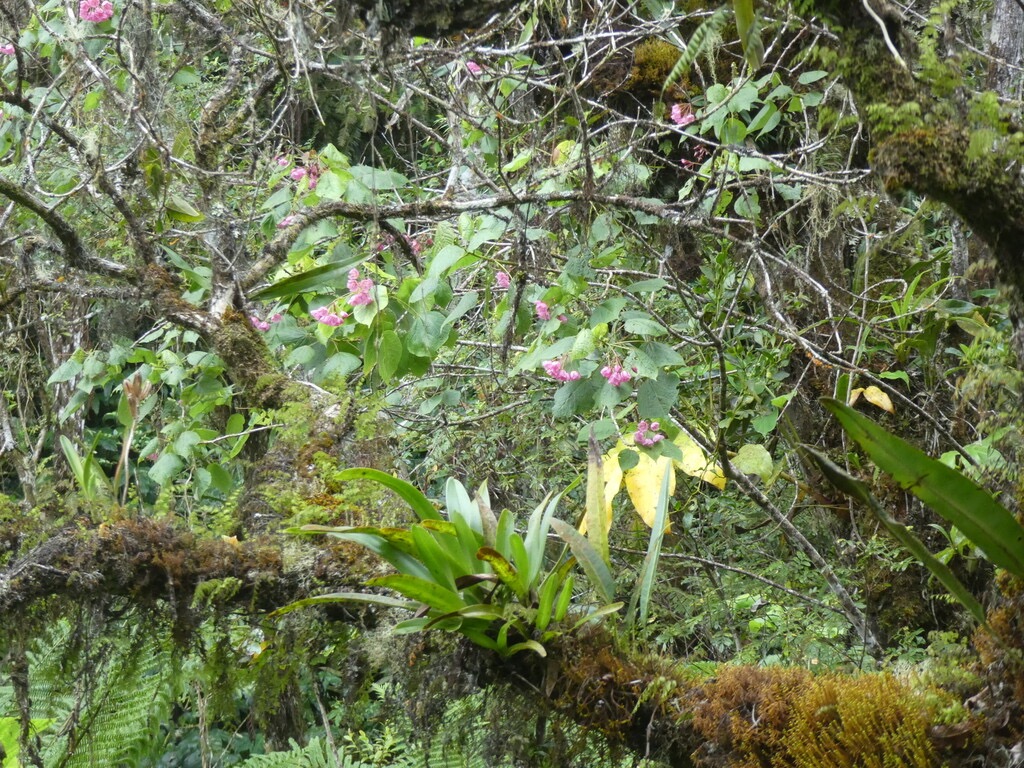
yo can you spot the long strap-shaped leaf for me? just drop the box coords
[335,467,442,521]
[550,518,616,605]
[803,445,987,626]
[822,398,1024,579]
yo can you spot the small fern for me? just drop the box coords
[661,8,728,95]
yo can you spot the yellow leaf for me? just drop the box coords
[673,431,727,490]
[848,386,894,414]
[585,432,610,564]
[624,451,676,528]
[603,444,624,528]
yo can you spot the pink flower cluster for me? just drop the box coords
[250,313,283,332]
[635,420,665,447]
[277,215,297,229]
[466,61,483,75]
[535,300,551,321]
[670,103,695,127]
[311,306,347,326]
[601,363,631,387]
[495,271,511,290]
[79,0,113,22]
[291,164,320,190]
[0,44,14,55]
[542,359,580,382]
[348,268,375,306]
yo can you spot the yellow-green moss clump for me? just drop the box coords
[686,665,964,767]
[782,674,939,768]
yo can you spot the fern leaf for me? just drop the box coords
[662,8,728,94]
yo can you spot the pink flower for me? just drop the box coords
[269,313,283,323]
[0,44,14,55]
[495,271,511,290]
[600,363,632,388]
[542,360,581,382]
[466,61,483,75]
[311,306,347,326]
[290,167,307,181]
[634,420,666,447]
[79,0,113,22]
[277,215,296,229]
[250,315,270,332]
[276,156,289,167]
[535,300,551,321]
[670,103,695,126]
[347,268,375,306]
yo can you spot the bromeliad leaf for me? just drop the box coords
[550,518,616,605]
[822,398,1024,579]
[367,574,467,614]
[334,468,441,521]
[802,445,987,626]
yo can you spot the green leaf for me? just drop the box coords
[822,398,1024,579]
[628,463,671,628]
[166,194,205,222]
[523,491,561,587]
[406,312,447,357]
[251,258,364,301]
[334,468,441,520]
[586,432,610,566]
[550,518,616,605]
[149,452,184,486]
[446,477,482,534]
[377,330,403,382]
[501,148,534,173]
[505,639,547,657]
[554,572,575,622]
[535,569,562,632]
[802,445,987,626]
[48,356,83,385]
[272,591,417,617]
[367,574,467,614]
[733,0,764,71]
[638,372,680,418]
[732,444,773,482]
[571,601,624,631]
[411,525,456,590]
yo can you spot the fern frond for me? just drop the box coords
[662,8,728,94]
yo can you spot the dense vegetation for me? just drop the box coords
[1,0,1023,765]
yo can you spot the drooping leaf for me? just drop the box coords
[802,445,987,626]
[476,546,520,592]
[272,591,417,618]
[334,468,441,521]
[822,398,1024,579]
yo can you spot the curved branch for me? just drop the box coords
[0,177,127,278]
